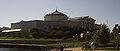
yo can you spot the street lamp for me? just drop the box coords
[86,31,89,42]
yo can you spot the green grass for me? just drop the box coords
[62,42,82,47]
[0,37,61,41]
[47,42,82,47]
[95,47,115,50]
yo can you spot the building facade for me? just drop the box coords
[11,10,98,32]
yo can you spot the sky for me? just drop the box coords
[0,0,120,30]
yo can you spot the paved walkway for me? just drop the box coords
[49,47,105,51]
[64,47,105,51]
[64,47,82,51]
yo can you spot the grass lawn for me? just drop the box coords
[96,47,115,49]
[0,37,61,41]
[47,42,82,48]
[62,42,82,47]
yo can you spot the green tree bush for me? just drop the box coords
[93,24,110,47]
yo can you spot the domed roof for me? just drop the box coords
[45,10,67,16]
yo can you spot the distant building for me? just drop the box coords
[11,10,99,32]
[0,27,11,32]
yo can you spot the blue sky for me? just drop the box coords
[0,0,120,30]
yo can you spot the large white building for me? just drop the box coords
[11,10,98,32]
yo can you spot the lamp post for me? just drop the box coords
[85,31,89,50]
[87,31,90,42]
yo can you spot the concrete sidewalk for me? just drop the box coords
[64,47,82,51]
[64,47,105,51]
[49,47,105,51]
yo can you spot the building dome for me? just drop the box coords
[44,10,69,21]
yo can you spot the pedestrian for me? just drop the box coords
[85,44,87,50]
[56,42,59,51]
[81,44,84,50]
[60,45,63,51]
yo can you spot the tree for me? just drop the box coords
[93,24,110,47]
[112,24,120,35]
[85,34,93,41]
[112,24,120,50]
[111,24,120,43]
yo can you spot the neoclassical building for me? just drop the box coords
[11,10,98,32]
